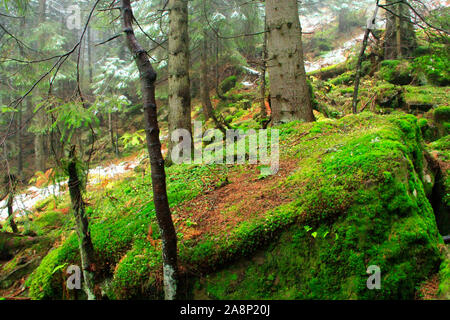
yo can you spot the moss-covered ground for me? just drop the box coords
[9,112,444,300]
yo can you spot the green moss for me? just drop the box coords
[28,112,445,300]
[438,251,450,299]
[28,233,79,300]
[404,86,449,109]
[308,62,348,80]
[434,106,450,123]
[413,47,450,86]
[192,113,442,300]
[379,60,413,85]
[219,76,237,95]
[28,164,229,299]
[329,71,354,86]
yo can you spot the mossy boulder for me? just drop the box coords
[379,60,413,85]
[434,106,450,137]
[308,62,348,80]
[219,76,237,95]
[192,113,444,299]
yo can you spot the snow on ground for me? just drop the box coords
[305,33,365,73]
[300,8,336,33]
[0,157,141,221]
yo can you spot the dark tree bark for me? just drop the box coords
[2,175,18,234]
[259,15,268,119]
[121,0,178,300]
[16,102,23,177]
[67,147,96,300]
[7,194,18,234]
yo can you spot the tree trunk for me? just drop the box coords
[67,147,96,300]
[16,102,23,177]
[114,113,119,157]
[168,0,192,162]
[384,0,417,59]
[338,8,350,34]
[34,111,46,172]
[200,32,227,134]
[34,0,47,173]
[352,1,380,114]
[265,0,314,125]
[108,112,117,156]
[121,0,178,300]
[260,15,268,119]
[7,195,18,234]
[87,26,93,84]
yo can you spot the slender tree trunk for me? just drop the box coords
[352,1,379,114]
[87,26,93,84]
[108,112,117,156]
[34,0,47,172]
[34,111,46,172]
[16,102,23,177]
[167,0,192,162]
[114,113,119,157]
[215,35,219,97]
[121,0,178,300]
[395,5,402,59]
[265,0,314,125]
[200,33,226,133]
[7,195,18,234]
[260,15,268,119]
[67,147,96,300]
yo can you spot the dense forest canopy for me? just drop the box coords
[0,0,449,303]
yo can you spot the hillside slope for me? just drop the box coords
[3,112,444,300]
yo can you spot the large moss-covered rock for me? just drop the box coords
[192,113,444,299]
[27,113,445,300]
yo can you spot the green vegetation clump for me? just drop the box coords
[438,253,450,300]
[329,71,354,86]
[379,60,413,85]
[434,106,450,136]
[434,106,450,123]
[219,76,237,94]
[413,46,450,86]
[308,62,348,80]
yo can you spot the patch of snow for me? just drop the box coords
[241,81,254,87]
[0,158,141,221]
[305,33,365,73]
[242,66,261,76]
